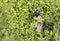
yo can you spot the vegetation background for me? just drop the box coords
[0,0,60,41]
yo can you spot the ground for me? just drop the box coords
[0,0,60,41]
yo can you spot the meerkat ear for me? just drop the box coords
[33,10,35,13]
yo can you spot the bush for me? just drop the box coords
[0,0,60,41]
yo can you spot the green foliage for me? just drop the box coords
[0,0,60,41]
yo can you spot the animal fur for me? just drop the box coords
[36,16,43,33]
[33,9,43,33]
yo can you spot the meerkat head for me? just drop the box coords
[33,9,40,17]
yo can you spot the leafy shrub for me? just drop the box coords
[0,0,60,41]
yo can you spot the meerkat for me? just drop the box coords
[33,9,43,33]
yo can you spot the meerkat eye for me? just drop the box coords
[33,10,39,13]
[36,9,38,11]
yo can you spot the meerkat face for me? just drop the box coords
[33,9,40,17]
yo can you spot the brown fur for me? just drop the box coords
[36,16,43,33]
